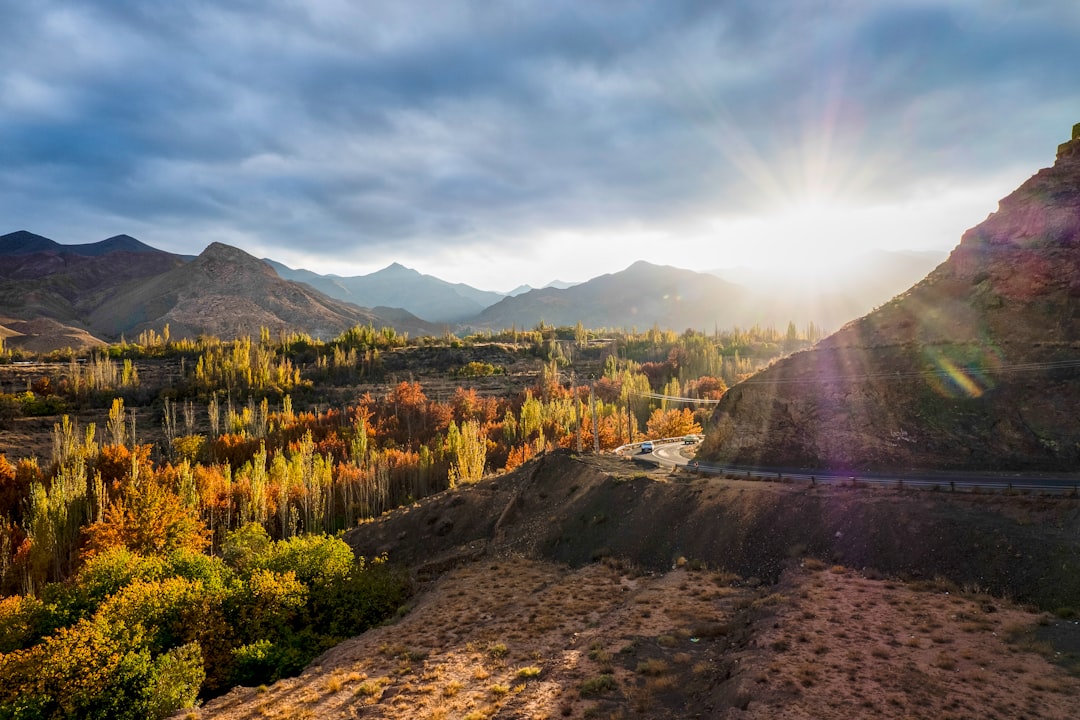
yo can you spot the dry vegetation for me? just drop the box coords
[192,555,1080,719]
[190,454,1080,719]
[754,564,1079,719]
[194,558,758,719]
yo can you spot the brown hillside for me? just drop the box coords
[196,453,1080,719]
[344,452,1080,611]
[700,125,1080,471]
[0,317,106,354]
[87,242,440,340]
[0,248,186,329]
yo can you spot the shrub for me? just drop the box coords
[580,674,617,696]
[636,658,669,676]
[0,594,47,653]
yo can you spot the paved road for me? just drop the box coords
[632,439,1080,494]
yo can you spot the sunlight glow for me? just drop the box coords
[279,170,1021,291]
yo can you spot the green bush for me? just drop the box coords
[580,674,617,696]
[0,532,410,716]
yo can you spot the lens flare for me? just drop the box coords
[924,345,1002,399]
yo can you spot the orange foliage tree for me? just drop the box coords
[645,408,702,439]
[83,478,210,558]
[685,375,728,400]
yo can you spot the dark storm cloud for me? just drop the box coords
[1,0,1078,260]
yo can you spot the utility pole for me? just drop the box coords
[572,372,582,453]
[591,382,600,453]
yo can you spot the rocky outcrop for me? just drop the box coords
[701,125,1080,471]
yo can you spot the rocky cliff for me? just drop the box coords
[700,125,1080,471]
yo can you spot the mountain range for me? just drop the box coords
[1,232,943,352]
[0,234,438,350]
[700,124,1080,471]
[265,260,505,324]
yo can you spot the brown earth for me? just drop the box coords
[193,452,1080,719]
[0,317,107,354]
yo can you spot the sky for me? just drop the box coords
[2,1,1079,291]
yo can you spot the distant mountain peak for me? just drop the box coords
[375,262,421,277]
[201,241,250,258]
[0,230,60,255]
[2,230,52,243]
[195,242,278,281]
[97,234,159,254]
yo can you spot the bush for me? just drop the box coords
[145,643,204,719]
[0,594,47,653]
[255,534,354,587]
[0,394,21,428]
[0,530,410,714]
[455,362,503,377]
[580,674,617,696]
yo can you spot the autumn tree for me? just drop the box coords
[645,407,702,439]
[447,420,486,487]
[685,375,727,400]
[83,478,210,558]
[389,381,427,444]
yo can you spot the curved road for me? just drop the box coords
[631,439,1080,495]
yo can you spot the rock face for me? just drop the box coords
[701,126,1080,471]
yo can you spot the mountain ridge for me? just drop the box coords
[266,259,504,324]
[0,230,164,257]
[0,234,440,347]
[4,231,955,344]
[88,242,440,341]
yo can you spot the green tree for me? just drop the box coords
[447,420,486,487]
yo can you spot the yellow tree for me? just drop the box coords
[447,420,486,488]
[645,408,702,439]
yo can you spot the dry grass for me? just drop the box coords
[750,565,1080,719]
[197,559,761,719]
[196,558,1080,720]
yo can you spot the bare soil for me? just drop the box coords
[194,558,1079,719]
[192,452,1080,719]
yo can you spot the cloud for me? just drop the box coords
[1,0,1078,279]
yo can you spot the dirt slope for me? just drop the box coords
[194,452,1080,719]
[347,452,1080,610]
